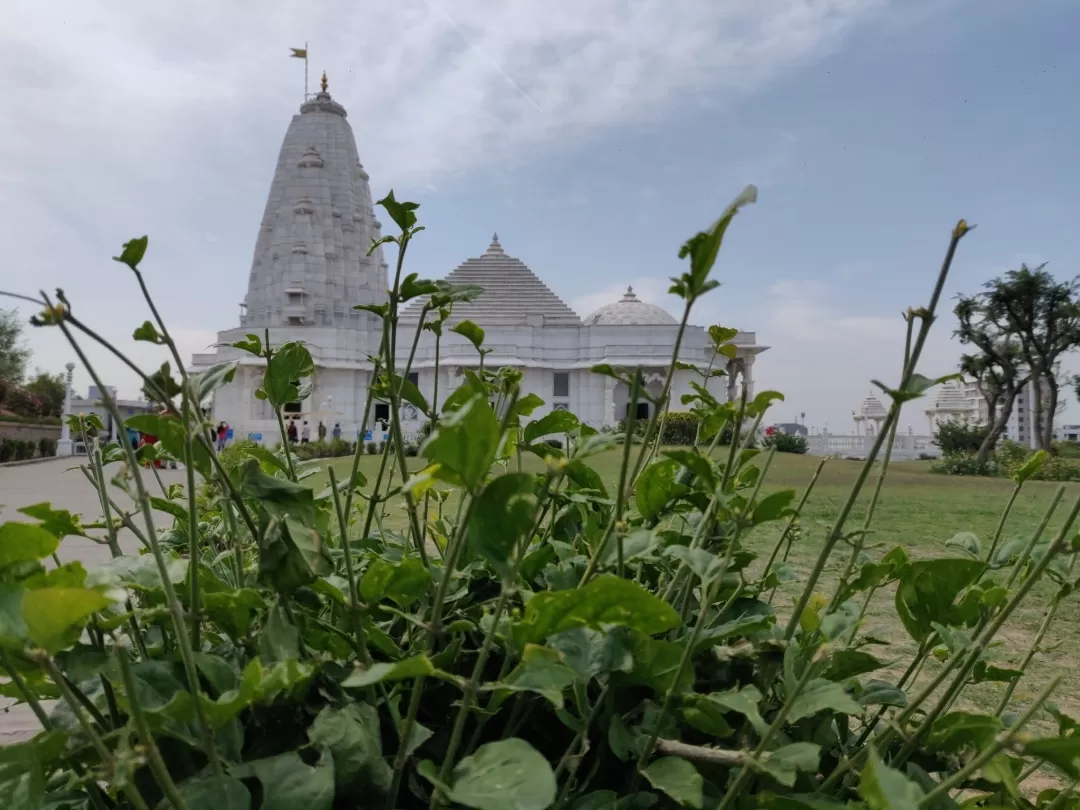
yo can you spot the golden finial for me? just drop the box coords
[320,71,328,93]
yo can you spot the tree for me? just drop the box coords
[984,264,1080,450]
[0,308,30,393]
[24,370,66,418]
[953,294,1029,462]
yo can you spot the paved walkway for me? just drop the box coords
[0,458,187,742]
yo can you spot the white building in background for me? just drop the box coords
[924,377,1048,449]
[188,77,767,443]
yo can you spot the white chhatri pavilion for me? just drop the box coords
[189,79,768,444]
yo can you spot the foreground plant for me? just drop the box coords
[2,194,1079,810]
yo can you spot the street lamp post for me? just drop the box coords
[56,362,76,456]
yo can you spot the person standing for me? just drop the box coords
[287,420,298,444]
[300,421,311,444]
[318,421,327,442]
[332,423,341,441]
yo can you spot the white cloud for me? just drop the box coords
[0,0,887,397]
[744,279,963,431]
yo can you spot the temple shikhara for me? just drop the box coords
[189,75,767,441]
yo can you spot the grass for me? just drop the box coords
[298,446,1080,735]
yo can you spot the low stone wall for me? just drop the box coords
[0,421,61,443]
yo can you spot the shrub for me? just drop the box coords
[11,197,1074,810]
[617,411,701,445]
[929,451,1000,477]
[1053,439,1080,458]
[2,386,44,418]
[404,441,419,457]
[762,430,809,454]
[366,440,379,454]
[0,438,14,462]
[932,418,987,455]
[37,436,56,457]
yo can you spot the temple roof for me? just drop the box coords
[855,392,888,419]
[400,235,581,326]
[240,80,388,330]
[584,286,678,326]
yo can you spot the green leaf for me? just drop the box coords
[944,531,982,559]
[16,503,86,540]
[857,746,923,810]
[752,490,797,524]
[548,627,633,682]
[256,516,333,594]
[749,390,785,416]
[927,712,1003,754]
[674,185,756,300]
[377,190,420,232]
[342,654,434,688]
[822,650,888,682]
[399,273,441,302]
[524,411,580,445]
[133,320,164,344]
[620,633,694,695]
[258,605,300,664]
[857,680,907,708]
[496,645,575,708]
[226,333,263,356]
[678,693,734,737]
[662,449,717,489]
[196,361,238,402]
[126,412,212,478]
[0,522,59,567]
[468,473,537,579]
[424,396,500,491]
[708,685,768,735]
[665,546,724,583]
[359,556,430,607]
[387,372,430,415]
[894,558,986,643]
[22,587,113,653]
[709,325,739,345]
[1013,449,1049,484]
[787,679,861,722]
[642,757,702,808]
[113,235,149,270]
[516,574,680,643]
[428,738,556,810]
[171,775,251,809]
[229,749,334,810]
[308,703,392,796]
[757,742,821,788]
[635,459,682,521]
[259,342,315,408]
[451,320,486,349]
[238,443,291,476]
[1020,737,1080,779]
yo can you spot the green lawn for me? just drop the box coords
[299,447,1080,742]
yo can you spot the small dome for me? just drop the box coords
[584,286,678,326]
[855,392,888,419]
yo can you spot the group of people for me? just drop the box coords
[285,419,342,444]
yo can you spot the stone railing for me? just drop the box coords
[806,433,938,460]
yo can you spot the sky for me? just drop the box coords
[1,0,1078,432]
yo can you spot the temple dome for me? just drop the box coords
[855,392,888,420]
[584,287,678,326]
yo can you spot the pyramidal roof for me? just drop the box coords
[401,235,581,326]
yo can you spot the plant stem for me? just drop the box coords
[115,643,190,810]
[328,466,371,666]
[785,223,970,641]
[985,482,1022,563]
[918,676,1061,807]
[50,299,223,777]
[759,457,826,597]
[37,652,153,810]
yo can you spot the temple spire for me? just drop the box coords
[320,71,328,93]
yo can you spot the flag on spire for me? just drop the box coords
[290,43,310,100]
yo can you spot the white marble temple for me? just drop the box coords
[189,84,768,445]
